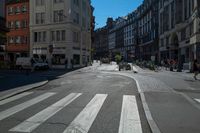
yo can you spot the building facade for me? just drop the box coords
[94,18,114,59]
[0,0,8,61]
[30,0,92,69]
[159,0,200,69]
[123,12,137,61]
[94,27,109,59]
[90,5,95,61]
[107,13,137,62]
[6,0,30,62]
[136,0,159,62]
[108,17,126,60]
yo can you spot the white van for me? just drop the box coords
[16,57,49,70]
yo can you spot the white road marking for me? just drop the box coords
[195,99,200,103]
[63,94,107,133]
[0,93,55,121]
[10,93,82,133]
[118,95,142,133]
[0,92,33,106]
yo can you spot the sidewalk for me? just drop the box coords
[0,80,48,101]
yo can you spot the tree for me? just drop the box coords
[115,54,122,64]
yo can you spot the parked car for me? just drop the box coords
[16,57,49,70]
[119,62,132,71]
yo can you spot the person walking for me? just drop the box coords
[193,59,199,80]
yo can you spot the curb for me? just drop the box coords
[101,71,161,133]
[0,80,48,101]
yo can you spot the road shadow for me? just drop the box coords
[184,79,196,82]
[0,68,82,92]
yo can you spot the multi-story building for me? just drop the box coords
[94,26,109,59]
[108,13,137,62]
[108,17,126,60]
[30,0,92,69]
[90,5,95,61]
[123,11,137,61]
[0,0,8,61]
[136,0,159,62]
[159,0,200,69]
[94,18,114,59]
[6,0,30,62]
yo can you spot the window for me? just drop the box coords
[15,6,21,14]
[73,0,79,6]
[7,21,14,29]
[56,31,61,41]
[15,36,21,44]
[51,31,55,41]
[41,13,45,23]
[21,5,27,13]
[8,7,14,15]
[54,0,64,3]
[51,30,65,41]
[34,31,46,42]
[73,32,79,43]
[181,28,186,41]
[54,10,64,22]
[36,0,44,6]
[61,30,66,41]
[34,32,38,42]
[73,12,79,24]
[8,37,14,44]
[73,54,80,65]
[36,13,45,24]
[38,32,41,42]
[42,31,46,42]
[15,21,20,29]
[21,36,28,44]
[21,20,27,28]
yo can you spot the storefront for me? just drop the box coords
[51,47,66,69]
[33,48,48,60]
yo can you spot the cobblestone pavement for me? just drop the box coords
[87,62,200,133]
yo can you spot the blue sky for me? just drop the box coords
[91,0,143,29]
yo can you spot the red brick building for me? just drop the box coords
[6,0,29,62]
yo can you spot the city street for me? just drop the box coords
[1,0,200,132]
[1,63,200,133]
[0,64,151,133]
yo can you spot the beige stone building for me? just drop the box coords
[159,0,200,70]
[30,0,92,69]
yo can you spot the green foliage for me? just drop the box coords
[115,54,122,64]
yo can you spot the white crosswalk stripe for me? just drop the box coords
[195,99,200,103]
[63,94,107,133]
[0,92,55,121]
[2,93,143,133]
[10,93,82,133]
[0,92,33,106]
[118,95,142,133]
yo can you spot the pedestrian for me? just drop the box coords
[164,59,168,70]
[161,60,164,68]
[193,59,199,80]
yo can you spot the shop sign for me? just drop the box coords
[52,47,66,54]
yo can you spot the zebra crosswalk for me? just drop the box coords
[0,92,143,133]
[0,92,55,121]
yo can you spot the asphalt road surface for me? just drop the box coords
[0,70,151,133]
